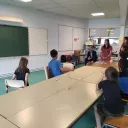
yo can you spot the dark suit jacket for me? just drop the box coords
[87,50,98,62]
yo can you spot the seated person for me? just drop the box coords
[72,50,80,66]
[94,67,124,128]
[118,44,128,76]
[48,49,74,77]
[63,55,74,70]
[85,46,97,65]
[12,57,30,86]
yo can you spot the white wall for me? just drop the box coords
[0,4,88,75]
[89,18,120,28]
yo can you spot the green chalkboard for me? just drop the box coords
[0,25,29,57]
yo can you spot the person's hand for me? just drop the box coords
[88,57,92,60]
[120,47,124,52]
[71,68,74,71]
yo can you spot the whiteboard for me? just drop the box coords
[73,28,85,50]
[59,25,73,51]
[29,28,48,55]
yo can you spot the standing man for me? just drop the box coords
[85,46,98,65]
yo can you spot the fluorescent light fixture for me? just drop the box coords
[16,0,32,2]
[107,29,113,32]
[0,16,23,23]
[92,30,96,32]
[91,12,105,16]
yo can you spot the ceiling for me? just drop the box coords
[0,0,120,19]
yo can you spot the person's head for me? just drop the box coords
[103,39,110,49]
[67,55,72,62]
[124,37,128,45]
[105,67,118,81]
[18,57,28,72]
[50,49,58,59]
[89,46,94,52]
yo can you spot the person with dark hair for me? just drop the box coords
[100,39,112,62]
[85,46,97,65]
[48,49,74,77]
[118,44,128,76]
[12,57,30,86]
[60,55,67,63]
[94,67,124,128]
[118,44,128,100]
[123,36,128,45]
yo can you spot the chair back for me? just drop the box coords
[44,66,53,80]
[5,79,24,88]
[5,79,24,93]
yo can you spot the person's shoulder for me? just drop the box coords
[15,68,19,72]
[99,80,109,85]
[49,59,54,64]
[26,68,30,73]
[56,60,61,63]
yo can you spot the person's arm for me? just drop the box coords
[100,46,104,59]
[96,73,105,90]
[58,61,74,73]
[12,74,16,80]
[60,67,74,73]
[93,51,97,62]
[87,51,90,59]
[25,73,29,87]
[104,46,112,59]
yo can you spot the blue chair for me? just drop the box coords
[118,77,128,95]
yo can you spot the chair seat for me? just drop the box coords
[104,115,128,128]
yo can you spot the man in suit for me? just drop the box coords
[85,46,98,65]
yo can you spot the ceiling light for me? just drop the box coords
[92,30,96,32]
[91,13,105,16]
[107,29,113,31]
[0,16,23,23]
[16,0,32,2]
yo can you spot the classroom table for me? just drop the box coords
[8,81,102,128]
[0,76,78,118]
[63,66,105,80]
[89,61,118,69]
[83,71,104,84]
[0,66,105,128]
[0,116,17,128]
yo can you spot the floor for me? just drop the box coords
[0,64,128,128]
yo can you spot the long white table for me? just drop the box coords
[8,81,102,128]
[0,76,78,118]
[0,66,105,128]
[63,66,105,80]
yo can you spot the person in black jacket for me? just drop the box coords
[119,44,128,76]
[85,46,98,65]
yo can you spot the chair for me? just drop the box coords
[5,79,24,93]
[44,66,53,80]
[103,115,128,128]
[118,77,128,95]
